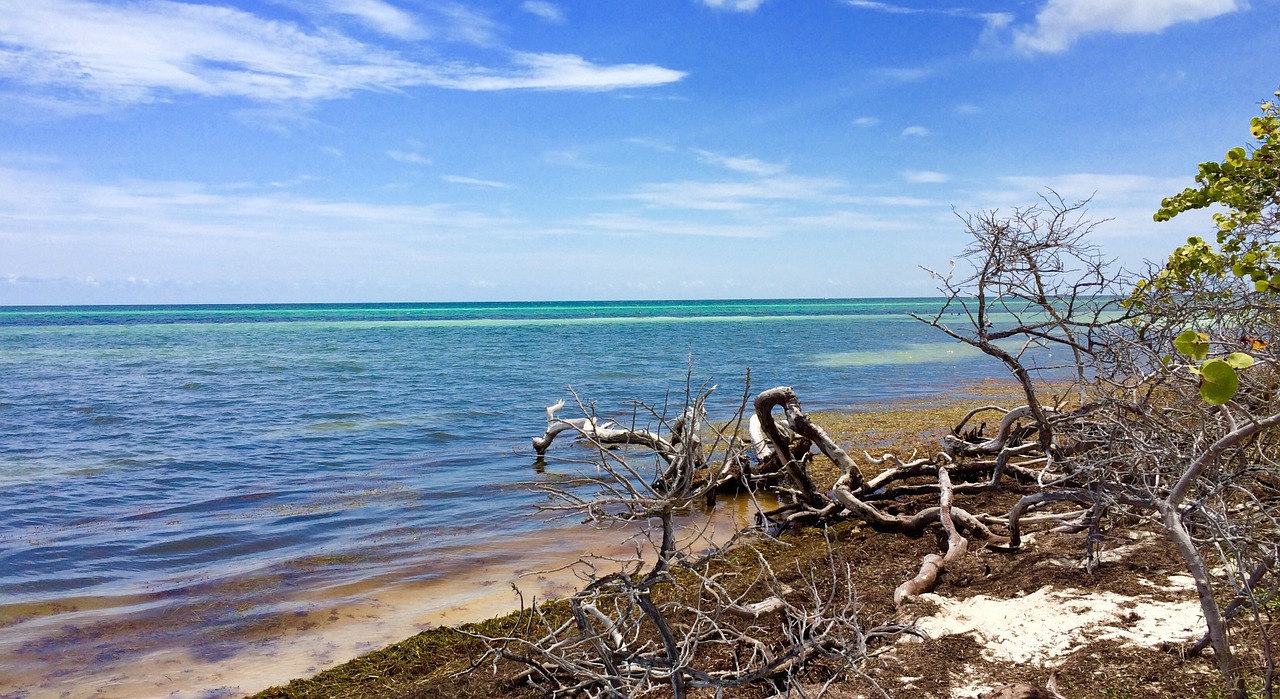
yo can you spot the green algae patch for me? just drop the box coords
[253,601,572,699]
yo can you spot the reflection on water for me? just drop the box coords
[0,495,768,699]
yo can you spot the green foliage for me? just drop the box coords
[1198,358,1240,405]
[1176,329,1211,361]
[1173,330,1255,405]
[1224,352,1255,370]
[1132,90,1280,303]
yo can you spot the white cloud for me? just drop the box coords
[442,175,511,188]
[578,213,770,239]
[521,1,565,23]
[871,67,934,83]
[1013,0,1242,53]
[901,170,950,184]
[694,149,786,176]
[0,165,517,273]
[845,1,1013,32]
[698,0,768,11]
[324,0,424,39]
[901,126,931,137]
[435,3,502,46]
[844,0,915,14]
[544,149,595,169]
[626,137,678,152]
[0,0,684,107]
[627,175,849,211]
[432,53,687,91]
[853,116,880,128]
[955,103,982,115]
[962,172,1215,247]
[387,150,431,165]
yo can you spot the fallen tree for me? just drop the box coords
[492,95,1280,696]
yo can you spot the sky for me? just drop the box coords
[0,0,1277,305]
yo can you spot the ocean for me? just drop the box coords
[0,299,1030,698]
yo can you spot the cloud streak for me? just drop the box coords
[0,0,685,107]
[387,150,431,165]
[1012,0,1242,53]
[697,0,769,12]
[323,0,425,39]
[521,1,565,23]
[844,1,1013,33]
[694,149,787,176]
[901,170,950,184]
[442,175,511,189]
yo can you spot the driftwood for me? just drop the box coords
[532,399,675,459]
[894,465,968,606]
[524,354,1280,698]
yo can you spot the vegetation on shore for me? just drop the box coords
[256,89,1280,699]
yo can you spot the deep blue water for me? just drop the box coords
[0,298,1028,686]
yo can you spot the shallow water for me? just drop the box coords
[0,299,1039,697]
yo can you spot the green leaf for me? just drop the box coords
[1175,329,1210,361]
[1257,279,1271,292]
[1225,352,1256,370]
[1200,359,1240,405]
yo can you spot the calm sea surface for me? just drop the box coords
[0,299,1028,697]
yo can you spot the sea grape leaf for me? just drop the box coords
[1175,329,1210,361]
[1225,352,1256,370]
[1200,359,1240,405]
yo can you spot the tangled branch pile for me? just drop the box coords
[477,94,1280,698]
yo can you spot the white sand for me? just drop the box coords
[906,575,1205,698]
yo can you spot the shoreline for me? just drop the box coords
[0,495,765,699]
[3,380,1043,699]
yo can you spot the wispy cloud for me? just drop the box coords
[844,0,915,14]
[901,170,949,184]
[577,213,771,239]
[521,1,565,23]
[323,0,425,39]
[901,126,931,137]
[626,137,678,152]
[627,175,850,211]
[955,102,982,115]
[697,0,769,11]
[1012,0,1242,54]
[544,149,595,169]
[963,172,1212,244]
[844,1,1013,33]
[430,53,687,92]
[442,175,511,189]
[435,2,503,46]
[0,0,685,109]
[694,149,786,176]
[387,150,431,165]
[0,165,516,256]
[852,116,880,128]
[871,67,934,83]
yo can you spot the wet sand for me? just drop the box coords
[0,494,767,699]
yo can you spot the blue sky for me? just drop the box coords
[0,0,1276,304]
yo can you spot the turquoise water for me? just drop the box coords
[0,298,1032,692]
